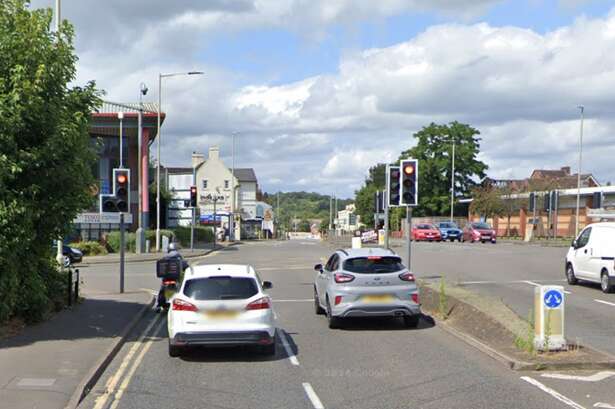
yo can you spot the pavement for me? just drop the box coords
[75,239,613,409]
[81,242,228,265]
[0,242,237,409]
[0,291,152,409]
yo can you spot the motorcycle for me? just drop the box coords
[156,244,188,311]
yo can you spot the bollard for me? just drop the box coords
[534,285,566,351]
[67,268,72,307]
[74,269,80,302]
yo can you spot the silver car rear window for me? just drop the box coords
[343,257,404,274]
[184,276,258,300]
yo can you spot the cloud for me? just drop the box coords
[27,1,615,197]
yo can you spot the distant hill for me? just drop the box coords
[262,191,353,230]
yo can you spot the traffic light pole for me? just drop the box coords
[120,213,125,294]
[406,206,412,271]
[384,194,390,249]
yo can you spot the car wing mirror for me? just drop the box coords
[572,239,578,249]
[262,281,273,290]
[314,263,323,273]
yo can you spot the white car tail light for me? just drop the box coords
[172,298,197,312]
[246,297,271,310]
[334,273,355,283]
[399,272,415,282]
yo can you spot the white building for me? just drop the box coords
[337,204,360,233]
[166,146,273,239]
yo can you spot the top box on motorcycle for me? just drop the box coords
[156,256,183,280]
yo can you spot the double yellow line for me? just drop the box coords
[93,314,166,409]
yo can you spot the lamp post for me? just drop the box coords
[155,71,203,252]
[575,105,585,236]
[54,0,61,31]
[118,112,124,168]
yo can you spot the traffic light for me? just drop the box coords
[190,186,197,207]
[100,168,130,213]
[528,192,535,212]
[387,165,400,207]
[400,159,418,206]
[592,191,602,209]
[114,169,130,213]
[374,190,384,213]
[543,193,551,211]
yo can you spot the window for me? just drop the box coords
[202,180,208,189]
[343,257,405,274]
[183,276,258,300]
[224,180,229,189]
[576,227,591,248]
[325,254,338,272]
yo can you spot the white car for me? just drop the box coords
[167,264,276,357]
[566,222,615,293]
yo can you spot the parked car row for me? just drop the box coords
[411,222,497,244]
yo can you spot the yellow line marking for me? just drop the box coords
[108,318,166,409]
[93,314,161,409]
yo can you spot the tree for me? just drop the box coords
[399,122,488,216]
[469,186,505,220]
[0,1,101,323]
[298,219,311,232]
[354,164,386,225]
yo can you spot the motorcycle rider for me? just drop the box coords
[156,242,186,310]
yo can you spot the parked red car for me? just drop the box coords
[462,222,497,243]
[412,224,442,242]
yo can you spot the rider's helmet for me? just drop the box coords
[168,242,177,252]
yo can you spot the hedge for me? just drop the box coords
[70,241,108,256]
[173,226,213,247]
[105,229,175,253]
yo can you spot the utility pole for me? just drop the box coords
[230,132,236,241]
[575,105,584,236]
[190,164,196,251]
[450,137,456,222]
[136,83,147,254]
[276,191,280,238]
[54,0,61,32]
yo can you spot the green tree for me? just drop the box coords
[469,185,505,219]
[0,1,101,323]
[354,164,386,225]
[298,219,311,232]
[400,122,488,216]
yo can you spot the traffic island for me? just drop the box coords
[418,281,615,371]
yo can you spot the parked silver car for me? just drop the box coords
[313,248,421,329]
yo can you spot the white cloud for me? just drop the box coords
[27,1,615,197]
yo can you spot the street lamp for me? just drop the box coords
[575,105,585,236]
[156,71,204,252]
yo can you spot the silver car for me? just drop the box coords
[313,248,421,329]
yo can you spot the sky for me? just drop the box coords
[30,0,615,198]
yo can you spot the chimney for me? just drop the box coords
[191,152,205,168]
[561,166,571,175]
[208,146,220,160]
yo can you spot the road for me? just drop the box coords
[76,240,615,409]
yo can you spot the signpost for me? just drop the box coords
[534,285,566,351]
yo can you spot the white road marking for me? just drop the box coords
[274,299,313,303]
[258,266,310,271]
[521,376,586,409]
[279,330,300,366]
[457,279,567,286]
[303,382,325,409]
[595,403,615,408]
[541,371,615,382]
[93,314,161,409]
[595,299,615,307]
[108,318,166,409]
[523,280,541,287]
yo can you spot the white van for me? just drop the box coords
[565,222,615,293]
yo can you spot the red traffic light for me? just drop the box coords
[117,174,127,184]
[403,164,415,175]
[190,186,197,193]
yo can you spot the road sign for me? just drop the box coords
[534,285,566,351]
[544,289,563,309]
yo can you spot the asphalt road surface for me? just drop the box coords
[77,240,615,409]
